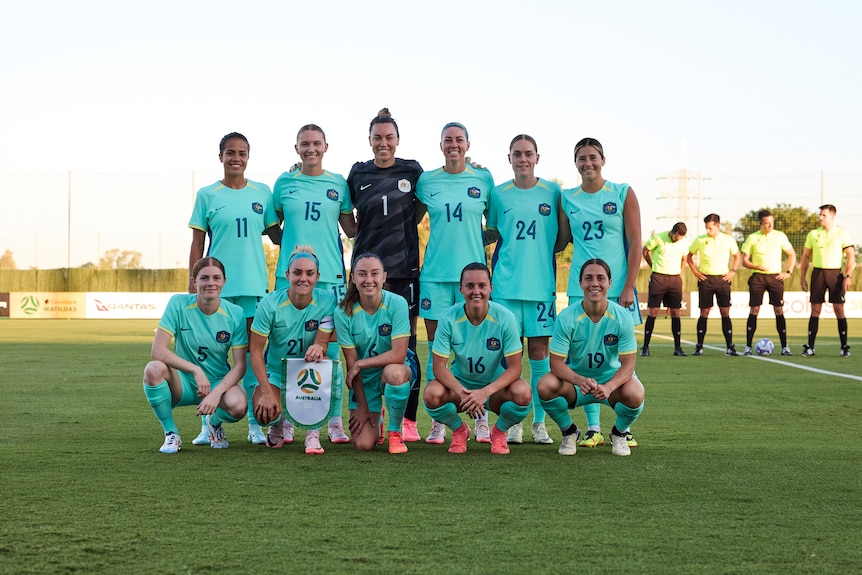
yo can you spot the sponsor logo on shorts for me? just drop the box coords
[538,203,552,216]
[421,297,431,310]
[486,337,501,351]
[326,189,339,201]
[216,331,230,343]
[603,334,619,346]
[378,323,392,337]
[467,187,481,199]
[252,202,263,214]
[304,319,319,332]
[603,202,618,215]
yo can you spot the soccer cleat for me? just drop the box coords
[448,423,469,454]
[558,429,580,456]
[248,422,266,444]
[304,429,325,455]
[610,430,631,456]
[673,347,687,357]
[283,421,295,444]
[160,432,181,454]
[490,425,510,455]
[725,345,739,357]
[693,345,704,356]
[327,422,349,444]
[625,431,638,448]
[506,422,524,444]
[206,415,229,449]
[401,419,422,442]
[640,346,650,357]
[192,423,210,445]
[266,421,284,449]
[425,421,446,444]
[532,422,554,444]
[781,346,792,356]
[474,419,491,443]
[841,345,851,357]
[388,431,408,454]
[800,345,815,357]
[578,429,604,447]
[743,346,753,356]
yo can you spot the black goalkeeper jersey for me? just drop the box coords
[347,158,424,279]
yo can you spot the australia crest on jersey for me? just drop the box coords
[421,297,431,310]
[467,187,481,199]
[326,189,339,202]
[486,337,501,351]
[304,319,319,332]
[216,331,231,344]
[603,334,619,346]
[603,202,618,215]
[378,324,392,337]
[538,203,552,217]
[398,179,411,193]
[252,202,264,214]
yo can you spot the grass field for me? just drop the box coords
[1,318,861,575]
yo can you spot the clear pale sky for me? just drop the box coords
[2,0,860,269]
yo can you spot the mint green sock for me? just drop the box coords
[540,395,573,431]
[143,380,177,434]
[384,381,410,432]
[496,400,530,431]
[583,402,601,431]
[327,342,344,424]
[613,400,644,431]
[424,401,462,430]
[529,357,549,424]
[209,406,240,428]
[243,352,259,426]
[426,340,435,381]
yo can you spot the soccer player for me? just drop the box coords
[687,213,741,356]
[188,132,280,446]
[740,210,797,356]
[334,253,418,453]
[556,137,642,450]
[641,222,689,356]
[142,257,248,453]
[799,204,855,357]
[422,263,531,455]
[347,109,425,442]
[273,124,357,445]
[415,122,495,444]
[486,134,562,445]
[249,246,336,454]
[538,258,645,457]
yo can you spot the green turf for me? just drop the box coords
[1,318,860,574]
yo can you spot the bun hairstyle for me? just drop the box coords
[219,132,249,154]
[509,134,538,153]
[369,108,399,137]
[297,124,326,142]
[192,256,226,279]
[573,137,604,160]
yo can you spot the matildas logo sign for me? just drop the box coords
[282,358,338,429]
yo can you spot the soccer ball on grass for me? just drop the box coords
[755,338,774,356]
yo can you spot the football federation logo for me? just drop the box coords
[603,334,619,346]
[296,368,322,394]
[398,179,411,193]
[603,202,618,215]
[421,298,431,310]
[20,295,39,315]
[379,324,392,337]
[486,337,501,351]
[467,187,481,199]
[538,203,552,217]
[326,189,339,201]
[252,202,263,214]
[216,331,231,344]
[304,319,319,332]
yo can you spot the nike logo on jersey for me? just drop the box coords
[430,192,441,197]
[289,188,299,194]
[503,208,514,214]
[360,184,372,190]
[180,327,192,331]
[213,206,227,212]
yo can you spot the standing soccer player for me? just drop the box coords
[188,133,280,445]
[486,134,562,445]
[740,210,797,355]
[557,137,642,450]
[347,109,425,442]
[538,259,645,457]
[799,204,855,357]
[273,124,357,444]
[641,222,689,357]
[415,122,495,444]
[687,213,741,356]
[422,263,531,455]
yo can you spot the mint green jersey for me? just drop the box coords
[562,181,631,298]
[273,170,353,285]
[334,290,411,383]
[644,230,690,275]
[415,166,493,282]
[251,288,336,385]
[487,178,561,300]
[158,294,248,384]
[741,230,792,274]
[432,300,522,388]
[689,232,739,275]
[189,180,278,298]
[549,300,636,385]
